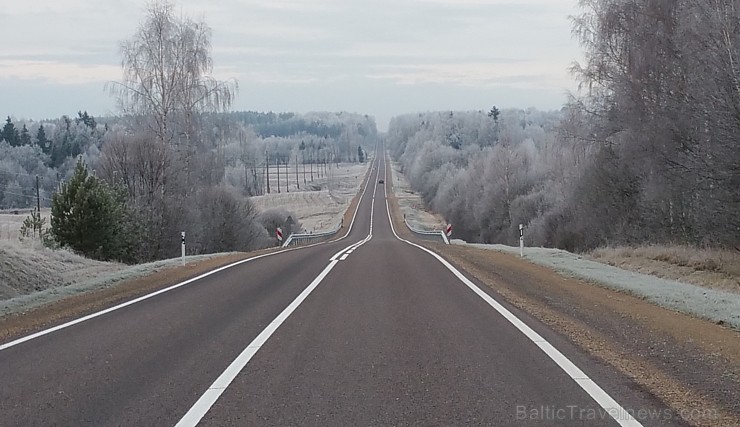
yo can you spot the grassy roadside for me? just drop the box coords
[590,245,740,294]
[0,250,284,342]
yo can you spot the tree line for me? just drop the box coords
[389,105,737,251]
[2,0,377,264]
[388,0,739,252]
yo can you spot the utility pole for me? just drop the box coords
[35,175,40,214]
[310,152,314,181]
[247,158,252,194]
[303,152,307,185]
[35,175,41,236]
[253,159,259,195]
[277,157,281,193]
[295,154,300,189]
[266,150,271,194]
[285,157,289,193]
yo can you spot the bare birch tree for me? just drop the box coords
[108,0,237,147]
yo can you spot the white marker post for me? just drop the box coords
[519,224,524,257]
[181,231,186,265]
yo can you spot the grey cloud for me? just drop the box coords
[0,0,581,126]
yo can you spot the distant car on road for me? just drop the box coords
[378,179,384,184]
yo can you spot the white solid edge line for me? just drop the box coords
[0,154,381,353]
[382,168,642,427]
[175,259,340,427]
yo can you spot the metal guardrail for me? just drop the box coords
[282,222,343,248]
[403,217,449,244]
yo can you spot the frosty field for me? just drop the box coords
[252,161,370,232]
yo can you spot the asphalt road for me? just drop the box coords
[0,149,679,426]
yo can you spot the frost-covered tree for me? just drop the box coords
[109,0,237,146]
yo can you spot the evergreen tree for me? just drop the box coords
[51,159,130,261]
[76,110,97,129]
[488,106,500,122]
[2,116,19,147]
[358,145,365,163]
[19,124,31,146]
[35,125,51,155]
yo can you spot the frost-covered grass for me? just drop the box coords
[0,209,52,241]
[453,241,740,329]
[590,245,740,294]
[0,240,235,316]
[252,162,370,233]
[0,239,123,301]
[389,160,445,231]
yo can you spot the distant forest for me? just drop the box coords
[0,109,377,262]
[0,110,376,211]
[389,0,740,251]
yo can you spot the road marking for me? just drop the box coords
[175,157,384,425]
[330,236,370,261]
[175,259,341,427]
[382,175,643,427]
[0,148,383,352]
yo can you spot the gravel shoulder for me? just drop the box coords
[430,243,740,427]
[459,243,740,330]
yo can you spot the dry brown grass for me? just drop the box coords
[589,245,740,294]
[0,209,52,241]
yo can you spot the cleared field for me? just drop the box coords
[0,209,51,241]
[252,162,370,233]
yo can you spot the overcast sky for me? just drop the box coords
[0,0,583,130]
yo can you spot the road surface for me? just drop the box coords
[0,148,678,426]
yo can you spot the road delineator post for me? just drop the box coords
[519,224,524,257]
[181,231,186,265]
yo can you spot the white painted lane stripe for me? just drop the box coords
[175,161,383,426]
[0,147,383,353]
[330,237,367,261]
[175,260,341,427]
[382,167,642,427]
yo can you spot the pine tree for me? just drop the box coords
[36,125,50,155]
[19,124,31,146]
[51,159,130,261]
[76,110,97,129]
[2,116,19,147]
